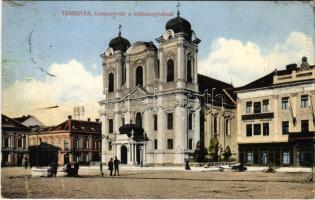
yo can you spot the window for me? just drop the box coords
[4,137,9,147]
[167,113,173,130]
[167,139,173,149]
[213,116,217,134]
[282,97,289,110]
[122,62,126,85]
[254,124,261,135]
[246,102,252,113]
[64,140,69,151]
[84,139,89,149]
[282,152,290,165]
[188,138,193,150]
[188,113,193,130]
[136,66,143,86]
[136,112,142,127]
[108,73,114,92]
[108,119,113,133]
[254,102,261,113]
[154,115,158,131]
[225,119,229,135]
[246,152,253,164]
[154,139,158,150]
[246,124,252,136]
[74,138,79,149]
[157,59,160,79]
[263,99,269,112]
[17,137,22,148]
[187,57,192,82]
[263,123,269,136]
[109,141,112,151]
[301,120,309,133]
[282,121,289,135]
[167,59,174,82]
[301,95,309,108]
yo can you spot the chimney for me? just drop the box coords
[96,118,99,122]
[88,118,90,122]
[68,115,72,120]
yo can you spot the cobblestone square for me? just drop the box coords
[1,168,315,199]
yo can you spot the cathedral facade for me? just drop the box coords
[99,12,237,165]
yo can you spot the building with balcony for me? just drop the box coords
[236,57,315,166]
[1,114,30,167]
[28,116,101,166]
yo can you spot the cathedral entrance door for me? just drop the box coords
[121,145,128,164]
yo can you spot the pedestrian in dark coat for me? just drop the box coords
[108,158,114,176]
[184,158,191,170]
[74,162,79,176]
[24,158,28,169]
[100,162,104,175]
[51,161,57,177]
[114,156,121,176]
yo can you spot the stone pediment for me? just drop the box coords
[125,87,149,100]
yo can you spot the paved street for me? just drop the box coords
[1,167,315,199]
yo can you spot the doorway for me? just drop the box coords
[121,145,128,164]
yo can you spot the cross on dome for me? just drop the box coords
[176,2,181,16]
[118,24,122,36]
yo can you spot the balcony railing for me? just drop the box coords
[289,131,315,142]
[242,112,274,120]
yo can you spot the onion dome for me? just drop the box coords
[166,10,191,33]
[109,26,130,53]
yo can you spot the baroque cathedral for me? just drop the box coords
[99,10,237,165]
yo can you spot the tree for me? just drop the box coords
[223,145,232,161]
[208,137,219,162]
[194,141,208,162]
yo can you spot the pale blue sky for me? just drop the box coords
[3,1,313,88]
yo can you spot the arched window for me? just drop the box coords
[108,73,114,92]
[136,66,143,86]
[167,59,174,82]
[157,59,160,79]
[213,116,217,134]
[136,112,142,127]
[122,63,126,85]
[187,57,192,82]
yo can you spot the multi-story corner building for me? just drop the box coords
[99,11,238,165]
[28,116,101,166]
[236,57,315,166]
[1,114,30,167]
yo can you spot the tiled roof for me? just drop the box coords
[13,115,32,123]
[1,114,31,131]
[39,119,101,134]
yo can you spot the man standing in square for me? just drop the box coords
[114,156,120,176]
